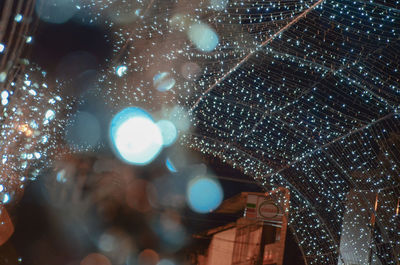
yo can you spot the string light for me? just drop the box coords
[1,0,399,263]
[77,0,399,263]
[78,0,400,264]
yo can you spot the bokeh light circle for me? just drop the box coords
[110,107,163,165]
[80,253,111,265]
[181,62,201,80]
[153,72,175,92]
[157,120,178,146]
[165,158,177,173]
[35,0,77,24]
[157,259,176,265]
[65,111,101,149]
[209,0,229,10]
[187,176,223,213]
[138,249,159,265]
[187,23,219,52]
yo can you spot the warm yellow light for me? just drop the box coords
[18,124,33,137]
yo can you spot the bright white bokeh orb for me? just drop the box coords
[110,107,163,165]
[187,23,219,52]
[187,177,223,213]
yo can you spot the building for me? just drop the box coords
[191,188,290,265]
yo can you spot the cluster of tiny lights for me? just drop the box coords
[0,0,72,205]
[2,0,400,264]
[0,63,70,202]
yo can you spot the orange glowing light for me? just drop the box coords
[18,124,33,137]
[0,205,14,246]
[138,249,159,265]
[81,253,111,265]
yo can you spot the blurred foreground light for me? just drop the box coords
[209,0,229,10]
[169,13,189,31]
[181,62,201,80]
[169,105,190,132]
[110,107,163,165]
[35,0,78,24]
[98,228,134,263]
[2,193,10,204]
[1,91,8,99]
[187,176,223,213]
[158,259,176,265]
[0,205,14,246]
[187,23,219,52]
[138,249,159,265]
[56,51,98,84]
[152,175,186,208]
[116,65,128,77]
[14,14,23,22]
[99,232,116,252]
[65,111,101,150]
[153,212,187,252]
[157,120,177,146]
[44,109,55,121]
[81,253,111,265]
[126,179,155,212]
[165,158,177,173]
[107,3,142,25]
[56,169,68,183]
[153,72,175,92]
